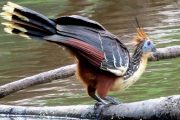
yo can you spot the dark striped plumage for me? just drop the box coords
[124,41,144,80]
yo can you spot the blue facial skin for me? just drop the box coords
[142,40,156,53]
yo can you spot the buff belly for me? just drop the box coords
[110,56,148,92]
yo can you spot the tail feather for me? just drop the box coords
[0,2,56,39]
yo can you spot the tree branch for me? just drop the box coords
[0,45,179,99]
[0,95,180,120]
[151,45,180,61]
[0,64,76,98]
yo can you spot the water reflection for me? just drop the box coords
[0,0,179,107]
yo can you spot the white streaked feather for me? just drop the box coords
[107,66,127,76]
[111,42,117,68]
[4,27,13,34]
[107,68,123,76]
[116,42,122,67]
[13,12,29,21]
[1,4,29,22]
[19,33,31,39]
[4,27,31,39]
[2,5,14,13]
[7,2,23,9]
[116,66,128,74]
[98,33,108,61]
[0,12,12,21]
[2,22,27,32]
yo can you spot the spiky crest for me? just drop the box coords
[133,18,149,45]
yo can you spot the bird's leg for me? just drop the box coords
[95,73,119,105]
[87,86,107,119]
[103,96,121,105]
[87,86,107,105]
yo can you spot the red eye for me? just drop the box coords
[147,41,151,46]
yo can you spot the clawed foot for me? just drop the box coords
[95,96,121,106]
[93,97,121,119]
[104,96,121,105]
[93,102,105,119]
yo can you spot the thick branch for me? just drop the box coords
[0,45,179,99]
[151,45,180,61]
[0,95,180,120]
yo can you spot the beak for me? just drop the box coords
[151,45,159,60]
[151,44,156,52]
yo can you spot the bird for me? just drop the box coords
[0,2,156,105]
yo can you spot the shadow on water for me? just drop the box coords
[0,0,179,119]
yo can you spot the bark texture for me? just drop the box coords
[0,45,179,99]
[0,95,180,120]
[151,45,180,60]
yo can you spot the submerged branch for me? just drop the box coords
[0,95,180,120]
[0,45,179,99]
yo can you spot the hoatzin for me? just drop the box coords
[1,2,156,105]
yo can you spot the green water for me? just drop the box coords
[0,0,179,109]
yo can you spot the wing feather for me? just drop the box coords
[55,15,105,30]
[99,32,129,76]
[46,16,130,76]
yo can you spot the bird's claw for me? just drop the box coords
[95,101,107,106]
[104,96,121,105]
[93,97,121,119]
[93,102,106,119]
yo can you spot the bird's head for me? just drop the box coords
[133,28,156,55]
[142,40,156,53]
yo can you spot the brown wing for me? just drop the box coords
[61,39,104,67]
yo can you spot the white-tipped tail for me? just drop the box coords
[2,22,27,32]
[4,27,13,34]
[7,2,23,9]
[19,33,31,39]
[0,12,12,21]
[0,2,56,39]
[2,5,15,13]
[1,2,29,22]
[2,1,23,14]
[2,2,22,13]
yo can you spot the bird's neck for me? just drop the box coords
[123,42,148,80]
